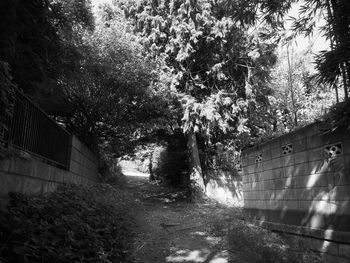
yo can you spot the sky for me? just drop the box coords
[285,1,329,53]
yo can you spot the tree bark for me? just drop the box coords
[149,151,155,181]
[187,131,205,201]
[286,44,298,127]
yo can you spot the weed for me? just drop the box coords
[0,184,135,263]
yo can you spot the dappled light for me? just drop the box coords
[1,0,350,262]
[166,248,229,263]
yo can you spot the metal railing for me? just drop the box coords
[0,89,71,169]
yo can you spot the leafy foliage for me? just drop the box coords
[59,6,173,157]
[0,61,15,158]
[291,0,350,99]
[0,0,93,96]
[226,220,322,263]
[320,99,350,132]
[0,184,135,263]
[119,0,283,174]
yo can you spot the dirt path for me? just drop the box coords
[124,173,240,263]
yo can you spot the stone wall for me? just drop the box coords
[242,122,350,261]
[205,170,243,206]
[0,135,99,206]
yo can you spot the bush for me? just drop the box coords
[319,99,350,132]
[226,221,322,263]
[0,184,135,263]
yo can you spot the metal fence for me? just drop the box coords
[0,89,71,169]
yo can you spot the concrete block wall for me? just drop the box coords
[70,135,99,183]
[0,135,99,206]
[242,122,350,261]
[205,170,243,206]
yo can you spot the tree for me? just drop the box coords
[267,44,337,134]
[0,0,94,110]
[58,3,174,161]
[0,62,16,157]
[292,0,350,100]
[119,0,281,198]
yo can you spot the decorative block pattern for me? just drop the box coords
[282,144,293,155]
[255,154,262,163]
[325,143,342,159]
[242,122,350,242]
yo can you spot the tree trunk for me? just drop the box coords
[286,44,298,127]
[187,131,205,201]
[149,151,155,181]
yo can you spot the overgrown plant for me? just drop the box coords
[319,99,350,132]
[0,61,15,158]
[0,184,135,263]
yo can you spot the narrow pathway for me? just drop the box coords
[124,173,239,263]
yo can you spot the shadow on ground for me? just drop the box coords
[124,172,234,263]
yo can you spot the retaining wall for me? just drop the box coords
[205,170,243,206]
[242,122,350,262]
[0,135,99,206]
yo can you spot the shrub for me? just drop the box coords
[0,184,135,263]
[226,221,322,263]
[319,99,350,132]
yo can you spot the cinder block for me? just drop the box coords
[271,157,284,169]
[309,239,339,255]
[309,160,328,174]
[307,134,323,149]
[69,159,80,174]
[71,135,82,150]
[329,185,350,201]
[0,173,19,195]
[282,154,294,166]
[42,181,59,193]
[0,159,10,172]
[283,189,296,200]
[284,165,294,178]
[70,147,80,163]
[298,200,313,211]
[263,159,272,171]
[262,149,272,161]
[294,151,309,164]
[333,201,350,215]
[285,200,299,210]
[21,176,43,194]
[9,158,32,177]
[307,173,328,188]
[297,188,313,201]
[271,167,284,179]
[322,254,349,263]
[334,169,350,186]
[308,147,326,162]
[50,168,65,183]
[271,147,281,159]
[294,163,310,176]
[284,176,295,189]
[33,161,52,180]
[295,176,308,188]
[273,178,283,190]
[269,138,281,150]
[245,164,255,174]
[327,156,346,173]
[342,139,350,155]
[293,137,308,153]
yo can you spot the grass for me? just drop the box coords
[208,211,323,263]
[0,184,136,263]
